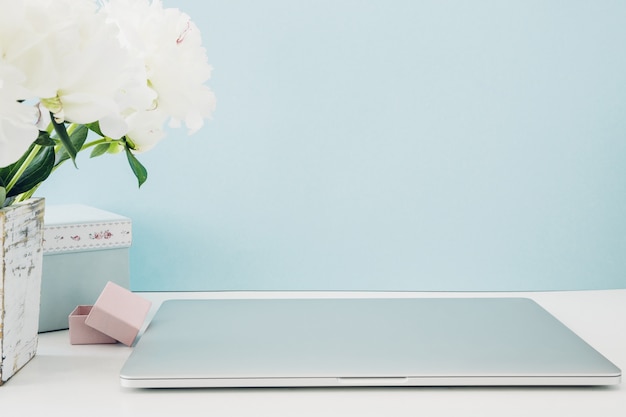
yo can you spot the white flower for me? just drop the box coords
[101,0,216,149]
[124,109,167,152]
[0,0,134,125]
[0,61,39,167]
[0,0,215,203]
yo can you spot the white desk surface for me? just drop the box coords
[2,290,625,417]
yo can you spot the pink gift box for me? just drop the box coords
[69,306,118,345]
[84,281,152,346]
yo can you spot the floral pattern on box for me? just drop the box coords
[43,221,132,254]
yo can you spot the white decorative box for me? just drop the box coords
[39,205,132,332]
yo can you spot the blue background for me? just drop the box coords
[38,0,626,291]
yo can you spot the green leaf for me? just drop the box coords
[86,121,103,137]
[55,124,89,166]
[90,143,110,158]
[0,186,6,208]
[0,145,55,198]
[34,130,55,147]
[0,145,32,188]
[52,117,77,166]
[125,146,148,187]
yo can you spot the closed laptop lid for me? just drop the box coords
[120,297,621,388]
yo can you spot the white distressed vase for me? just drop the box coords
[0,198,45,385]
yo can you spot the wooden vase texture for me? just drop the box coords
[0,198,45,385]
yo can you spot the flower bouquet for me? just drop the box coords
[0,0,216,208]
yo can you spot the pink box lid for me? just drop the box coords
[85,281,151,346]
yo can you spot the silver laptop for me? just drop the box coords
[120,297,621,388]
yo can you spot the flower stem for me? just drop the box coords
[14,186,38,204]
[81,138,110,150]
[5,145,42,194]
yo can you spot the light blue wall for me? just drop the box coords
[38,0,626,291]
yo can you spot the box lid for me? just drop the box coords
[85,282,152,346]
[44,204,132,254]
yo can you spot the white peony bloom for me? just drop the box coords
[98,55,158,140]
[0,0,215,201]
[123,109,168,153]
[0,0,214,166]
[0,0,135,125]
[0,61,39,168]
[101,0,216,148]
